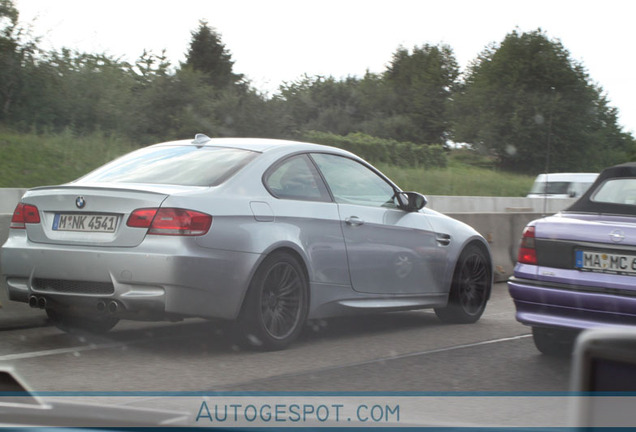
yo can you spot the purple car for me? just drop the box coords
[508,162,636,355]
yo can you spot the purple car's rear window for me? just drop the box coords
[567,163,636,215]
[592,179,636,205]
[75,145,258,186]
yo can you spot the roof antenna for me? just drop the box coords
[192,134,211,146]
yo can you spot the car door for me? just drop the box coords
[263,154,350,286]
[310,153,446,295]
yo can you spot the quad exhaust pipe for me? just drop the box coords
[28,295,47,309]
[28,296,122,314]
[97,299,121,314]
[108,300,119,314]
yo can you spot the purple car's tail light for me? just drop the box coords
[518,226,537,265]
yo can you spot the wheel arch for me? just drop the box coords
[467,238,493,271]
[233,245,312,350]
[448,236,494,300]
[452,238,494,300]
[235,244,312,319]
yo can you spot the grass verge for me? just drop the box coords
[0,130,534,196]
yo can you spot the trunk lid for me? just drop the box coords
[534,212,636,273]
[536,213,636,247]
[18,184,187,247]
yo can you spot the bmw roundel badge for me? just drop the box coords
[75,196,86,209]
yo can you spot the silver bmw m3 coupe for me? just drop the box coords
[1,135,492,350]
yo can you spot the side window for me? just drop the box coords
[311,153,397,208]
[264,154,331,202]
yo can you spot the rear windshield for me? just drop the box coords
[592,178,636,205]
[75,145,258,186]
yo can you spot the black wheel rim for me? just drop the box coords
[260,261,303,340]
[457,252,489,315]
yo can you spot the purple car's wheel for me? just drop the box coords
[46,309,119,334]
[237,251,308,350]
[532,326,577,356]
[435,244,491,324]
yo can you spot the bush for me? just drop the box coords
[302,131,447,168]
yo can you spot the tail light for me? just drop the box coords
[127,208,212,236]
[10,203,41,229]
[517,226,537,265]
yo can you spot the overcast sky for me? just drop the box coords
[13,0,636,133]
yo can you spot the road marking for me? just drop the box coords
[215,333,533,389]
[0,342,127,362]
[318,333,533,369]
[374,333,533,362]
[0,332,532,366]
[0,325,212,362]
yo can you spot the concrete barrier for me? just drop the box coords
[426,195,576,214]
[0,213,47,325]
[1,188,574,216]
[0,211,533,283]
[448,212,541,282]
[0,190,561,321]
[0,188,27,214]
[0,213,10,248]
[0,192,562,282]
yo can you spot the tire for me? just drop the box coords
[236,251,309,350]
[46,309,119,334]
[532,326,577,357]
[435,244,491,324]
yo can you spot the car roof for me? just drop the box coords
[566,162,636,215]
[597,162,636,178]
[155,137,345,155]
[534,173,598,181]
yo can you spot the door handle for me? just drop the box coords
[345,216,364,226]
[436,233,451,246]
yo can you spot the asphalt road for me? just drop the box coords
[0,283,571,392]
[0,283,578,427]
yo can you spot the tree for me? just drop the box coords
[0,0,36,121]
[453,29,634,172]
[11,49,138,134]
[383,44,459,145]
[0,0,17,30]
[276,75,364,137]
[132,49,171,86]
[182,20,243,89]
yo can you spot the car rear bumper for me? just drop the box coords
[508,276,636,330]
[1,234,259,320]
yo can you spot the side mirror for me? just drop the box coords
[395,191,427,212]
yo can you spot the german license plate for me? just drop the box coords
[575,250,636,276]
[53,213,118,233]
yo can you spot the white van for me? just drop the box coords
[527,173,598,198]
